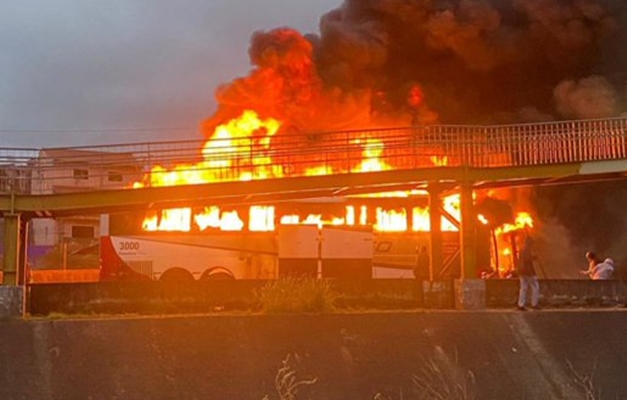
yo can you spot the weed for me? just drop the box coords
[262,354,317,400]
[256,277,336,314]
[567,360,600,400]
[411,350,476,400]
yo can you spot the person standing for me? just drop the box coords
[517,236,540,311]
[414,245,430,280]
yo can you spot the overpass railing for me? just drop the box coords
[1,117,626,194]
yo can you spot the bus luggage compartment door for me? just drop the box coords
[278,225,319,278]
[320,226,373,279]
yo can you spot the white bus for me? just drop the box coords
[99,202,477,281]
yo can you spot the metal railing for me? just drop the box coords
[1,117,627,194]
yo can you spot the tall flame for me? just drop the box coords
[492,211,535,276]
[134,110,283,190]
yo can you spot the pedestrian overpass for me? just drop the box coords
[2,117,627,286]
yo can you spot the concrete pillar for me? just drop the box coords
[17,217,28,285]
[454,279,485,310]
[427,185,442,282]
[456,183,485,310]
[0,286,24,317]
[3,214,21,286]
[459,184,476,279]
[1,214,25,317]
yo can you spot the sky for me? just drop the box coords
[0,0,340,148]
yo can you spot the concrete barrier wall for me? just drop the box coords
[0,311,625,400]
[486,279,627,308]
[27,279,429,315]
[28,279,627,315]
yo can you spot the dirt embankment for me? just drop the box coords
[0,311,624,400]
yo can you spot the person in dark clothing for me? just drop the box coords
[414,245,430,280]
[517,235,540,311]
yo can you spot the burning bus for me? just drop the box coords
[99,195,514,282]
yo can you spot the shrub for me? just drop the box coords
[256,277,336,314]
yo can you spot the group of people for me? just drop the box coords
[516,237,615,311]
[413,235,617,311]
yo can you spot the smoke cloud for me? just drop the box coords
[204,0,627,271]
[554,75,619,119]
[206,0,626,132]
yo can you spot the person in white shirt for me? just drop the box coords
[581,254,614,280]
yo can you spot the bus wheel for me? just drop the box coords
[159,267,195,281]
[200,267,235,281]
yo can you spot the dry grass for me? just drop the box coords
[262,354,317,400]
[261,353,613,400]
[410,356,476,400]
[567,360,600,400]
[256,277,336,314]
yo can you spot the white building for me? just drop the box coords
[29,148,142,248]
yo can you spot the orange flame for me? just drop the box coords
[492,211,535,276]
[249,206,275,232]
[430,155,448,166]
[135,110,283,191]
[142,208,191,232]
[375,207,407,232]
[495,212,534,235]
[354,139,391,172]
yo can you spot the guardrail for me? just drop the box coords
[1,117,627,194]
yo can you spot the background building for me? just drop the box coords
[24,148,142,268]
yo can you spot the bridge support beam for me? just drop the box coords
[1,214,25,317]
[459,184,476,279]
[455,183,485,309]
[3,214,23,286]
[427,184,443,282]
